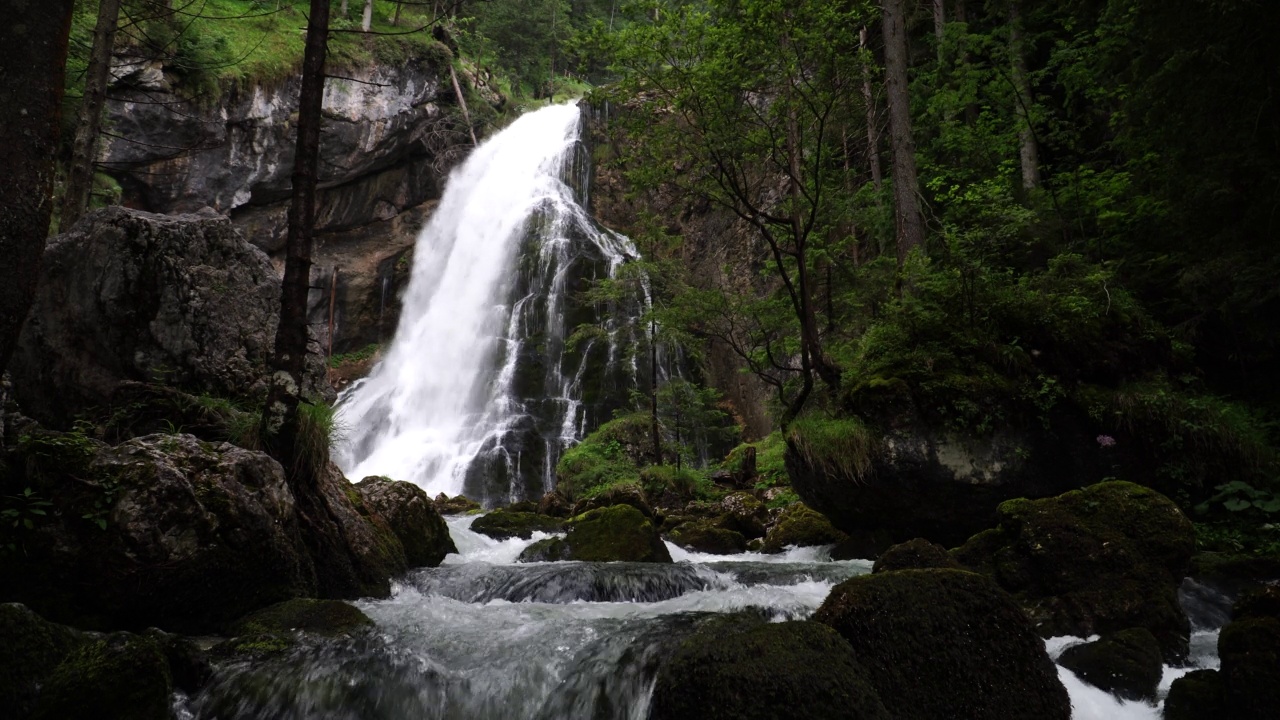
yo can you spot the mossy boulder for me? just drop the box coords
[1057,628,1163,701]
[872,538,961,574]
[470,509,564,540]
[815,569,1070,720]
[517,505,671,563]
[31,633,173,720]
[761,503,846,553]
[669,522,747,555]
[715,491,768,539]
[0,604,86,718]
[649,618,891,720]
[571,482,654,519]
[1217,616,1280,718]
[536,490,573,517]
[229,598,374,637]
[1163,669,1226,720]
[433,493,481,515]
[354,476,457,566]
[952,481,1195,660]
[1233,586,1280,621]
[554,413,650,500]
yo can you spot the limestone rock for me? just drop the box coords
[952,481,1195,660]
[815,569,1070,720]
[519,505,671,563]
[10,207,331,427]
[354,476,457,567]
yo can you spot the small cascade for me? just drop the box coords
[335,103,650,502]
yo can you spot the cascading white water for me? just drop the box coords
[335,103,641,499]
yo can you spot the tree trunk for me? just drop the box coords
[0,1,75,375]
[60,0,121,231]
[340,0,348,18]
[932,0,946,61]
[362,0,373,32]
[882,0,926,265]
[1010,0,1041,191]
[263,0,330,473]
[859,26,884,196]
[449,63,478,147]
[650,318,661,465]
[393,2,402,26]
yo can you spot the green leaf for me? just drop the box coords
[95,519,107,531]
[1223,498,1252,512]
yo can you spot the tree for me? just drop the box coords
[262,0,331,474]
[0,1,76,375]
[1008,0,1039,191]
[60,0,122,231]
[881,0,925,266]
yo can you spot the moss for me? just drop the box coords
[669,523,747,555]
[1217,617,1280,719]
[873,538,961,573]
[470,509,563,540]
[953,480,1195,661]
[786,417,876,485]
[555,413,652,500]
[31,633,172,720]
[573,482,654,518]
[0,604,86,718]
[519,504,671,563]
[761,503,846,553]
[649,618,891,720]
[1164,669,1225,720]
[1057,628,1164,701]
[434,493,482,515]
[815,569,1070,720]
[229,598,374,638]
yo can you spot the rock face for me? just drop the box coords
[518,505,671,563]
[648,617,891,720]
[10,207,331,427]
[0,429,404,633]
[353,476,457,567]
[952,481,1195,660]
[786,409,1101,551]
[814,568,1071,720]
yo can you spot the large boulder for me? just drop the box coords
[0,428,404,633]
[470,509,564,540]
[1165,617,1280,720]
[30,632,173,720]
[786,413,1098,551]
[649,617,891,720]
[1056,628,1164,701]
[518,505,671,563]
[0,604,85,719]
[952,481,1195,660]
[668,522,747,555]
[353,476,457,567]
[814,569,1070,720]
[872,538,961,574]
[761,503,846,553]
[10,207,331,427]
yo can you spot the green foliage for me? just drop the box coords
[555,412,649,499]
[786,417,874,485]
[2,487,54,535]
[327,343,381,369]
[1195,482,1280,518]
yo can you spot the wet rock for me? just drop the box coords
[1232,585,1280,621]
[10,207,331,427]
[470,509,564,541]
[761,503,846,553]
[649,617,891,720]
[815,568,1070,720]
[1057,628,1163,701]
[354,476,456,567]
[669,523,747,555]
[571,482,654,519]
[229,598,374,638]
[433,493,481,515]
[536,490,573,517]
[1167,615,1280,720]
[952,481,1195,660]
[872,538,961,574]
[518,505,671,563]
[1163,669,1225,720]
[31,632,173,720]
[715,491,767,539]
[0,604,86,718]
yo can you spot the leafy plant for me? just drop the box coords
[2,487,53,531]
[1195,481,1280,516]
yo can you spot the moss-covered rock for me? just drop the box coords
[872,538,961,574]
[815,569,1070,720]
[669,522,747,555]
[952,481,1195,660]
[0,604,86,719]
[554,413,650,500]
[761,503,846,553]
[715,491,767,539]
[470,509,564,540]
[1057,628,1163,701]
[536,491,573,517]
[229,598,374,637]
[571,482,654,519]
[649,618,891,720]
[1233,586,1280,621]
[31,633,172,720]
[433,493,482,515]
[1217,616,1280,719]
[1163,669,1225,720]
[354,476,457,567]
[517,505,671,563]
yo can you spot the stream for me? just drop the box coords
[182,515,1223,719]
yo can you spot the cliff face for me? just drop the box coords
[100,55,473,355]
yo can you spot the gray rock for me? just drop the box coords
[354,476,457,567]
[10,207,331,426]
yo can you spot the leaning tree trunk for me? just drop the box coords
[60,0,121,231]
[1010,0,1041,191]
[882,0,926,266]
[0,1,75,375]
[264,0,330,474]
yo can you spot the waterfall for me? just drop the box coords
[335,102,644,503]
